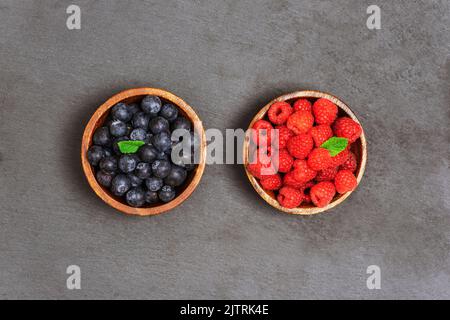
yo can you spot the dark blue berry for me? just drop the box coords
[130,128,147,141]
[152,131,172,152]
[132,112,150,129]
[158,185,176,202]
[151,160,171,178]
[111,103,132,122]
[164,165,187,187]
[99,156,118,174]
[125,187,146,207]
[96,170,115,188]
[144,190,159,204]
[111,174,131,196]
[149,116,169,134]
[112,136,129,154]
[135,162,152,179]
[128,103,140,115]
[127,173,143,187]
[103,147,113,157]
[145,176,163,192]
[160,103,178,121]
[171,117,191,132]
[87,145,105,166]
[138,145,158,163]
[141,95,162,115]
[109,120,128,137]
[93,127,111,146]
[118,154,137,173]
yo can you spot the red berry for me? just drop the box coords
[292,160,317,184]
[277,186,303,209]
[334,170,357,194]
[333,117,362,143]
[247,149,276,179]
[301,181,314,203]
[251,119,273,147]
[283,171,306,189]
[275,149,294,173]
[260,174,282,191]
[307,148,332,171]
[303,193,312,204]
[329,149,350,167]
[310,181,336,207]
[293,99,312,112]
[273,125,294,149]
[312,98,338,125]
[316,166,338,181]
[310,124,333,147]
[340,151,357,172]
[268,101,293,125]
[286,134,313,159]
[287,111,314,135]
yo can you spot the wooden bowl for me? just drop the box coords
[243,90,367,215]
[81,88,206,216]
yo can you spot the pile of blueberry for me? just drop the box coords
[87,95,197,207]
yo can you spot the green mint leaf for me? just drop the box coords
[117,140,145,154]
[321,137,348,157]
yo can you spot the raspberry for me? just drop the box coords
[247,149,276,179]
[340,151,357,172]
[268,101,293,125]
[277,186,303,209]
[329,149,350,167]
[293,99,312,112]
[275,149,294,173]
[260,174,282,191]
[307,148,332,171]
[303,194,312,204]
[312,98,338,125]
[316,166,338,181]
[287,111,314,135]
[283,171,306,189]
[251,119,273,147]
[333,117,362,143]
[310,181,336,207]
[334,170,357,194]
[286,134,313,159]
[274,125,294,149]
[301,181,314,203]
[292,160,317,184]
[310,124,333,147]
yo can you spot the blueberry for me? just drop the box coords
[111,174,131,196]
[151,160,171,178]
[152,131,172,152]
[99,156,118,174]
[96,170,115,188]
[130,128,147,141]
[160,103,178,121]
[103,147,113,157]
[157,151,170,161]
[149,116,169,134]
[141,95,162,115]
[144,133,153,144]
[171,117,191,132]
[164,165,187,187]
[111,103,132,122]
[138,145,158,163]
[118,154,137,173]
[132,112,150,129]
[145,176,163,192]
[128,103,140,115]
[144,190,159,204]
[112,136,129,155]
[158,185,176,203]
[127,173,143,187]
[87,145,105,166]
[109,120,128,137]
[93,126,111,146]
[135,162,152,179]
[125,187,146,207]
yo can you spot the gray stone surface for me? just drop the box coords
[0,0,449,299]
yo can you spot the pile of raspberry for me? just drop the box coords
[247,98,362,209]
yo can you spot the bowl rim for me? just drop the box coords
[81,87,206,216]
[242,90,367,215]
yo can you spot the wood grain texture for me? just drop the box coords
[81,88,206,216]
[243,90,367,215]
